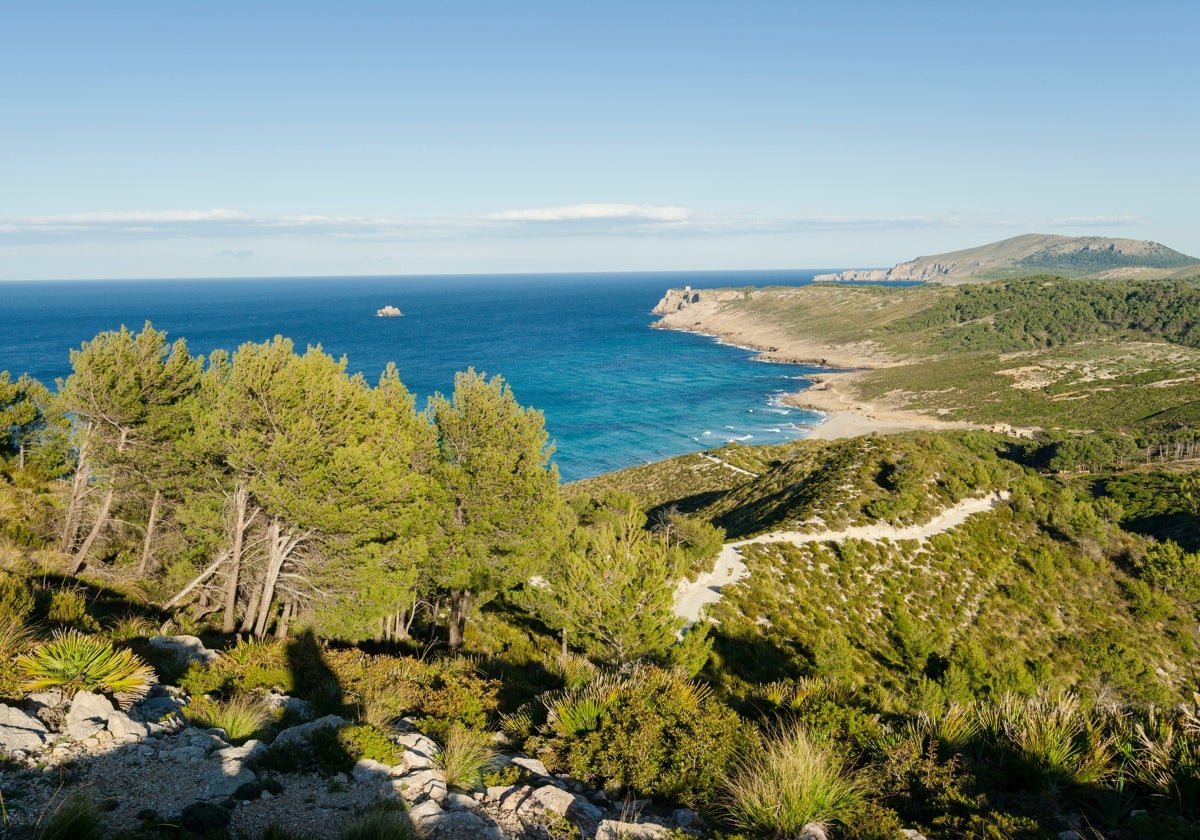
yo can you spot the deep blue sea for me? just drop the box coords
[0,271,835,481]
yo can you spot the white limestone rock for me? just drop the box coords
[64,691,115,741]
[0,703,49,752]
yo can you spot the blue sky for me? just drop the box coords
[2,1,1197,280]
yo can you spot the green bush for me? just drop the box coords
[17,629,156,706]
[45,585,100,632]
[262,722,402,776]
[338,722,404,766]
[0,571,35,621]
[541,667,755,807]
[178,636,293,697]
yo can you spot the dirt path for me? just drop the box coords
[699,452,759,477]
[673,492,1009,626]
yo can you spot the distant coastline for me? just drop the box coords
[652,286,982,440]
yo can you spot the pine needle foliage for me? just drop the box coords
[16,628,156,706]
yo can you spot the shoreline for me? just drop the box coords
[654,319,981,441]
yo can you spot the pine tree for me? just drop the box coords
[520,492,685,664]
[429,369,561,651]
[56,323,201,574]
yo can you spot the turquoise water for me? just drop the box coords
[0,271,833,480]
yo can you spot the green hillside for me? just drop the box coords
[818,233,1200,283]
[577,431,1199,705]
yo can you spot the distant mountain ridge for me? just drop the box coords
[814,233,1200,284]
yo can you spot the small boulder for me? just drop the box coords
[65,691,115,741]
[396,732,439,763]
[529,784,601,821]
[107,710,150,742]
[431,810,489,835]
[490,784,534,812]
[407,798,445,830]
[270,714,345,749]
[509,756,550,777]
[798,824,829,840]
[443,792,479,811]
[148,634,219,666]
[201,762,256,799]
[215,739,266,764]
[395,767,446,802]
[596,820,672,840]
[0,703,49,752]
[353,758,393,783]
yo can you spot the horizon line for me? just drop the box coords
[0,266,861,284]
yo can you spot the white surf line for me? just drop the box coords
[699,452,759,477]
[672,491,1009,627]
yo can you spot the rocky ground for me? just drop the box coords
[0,638,704,840]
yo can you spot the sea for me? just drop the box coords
[0,271,836,482]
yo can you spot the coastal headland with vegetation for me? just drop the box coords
[2,234,1200,839]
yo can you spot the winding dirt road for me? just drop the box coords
[672,492,1009,627]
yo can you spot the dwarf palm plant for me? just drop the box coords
[17,628,156,707]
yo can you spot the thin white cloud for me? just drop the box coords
[1049,214,1147,227]
[20,209,252,224]
[487,203,692,222]
[0,206,983,246]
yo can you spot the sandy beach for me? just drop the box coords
[783,372,982,439]
[653,291,980,440]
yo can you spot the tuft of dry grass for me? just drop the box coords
[724,722,864,839]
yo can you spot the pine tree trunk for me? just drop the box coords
[137,489,163,578]
[427,597,441,644]
[253,520,302,639]
[221,487,251,634]
[240,588,261,635]
[448,588,470,651]
[275,599,292,639]
[69,426,128,574]
[60,433,91,553]
[70,486,114,575]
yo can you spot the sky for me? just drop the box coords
[2,1,1198,280]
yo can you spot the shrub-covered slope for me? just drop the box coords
[583,432,1200,707]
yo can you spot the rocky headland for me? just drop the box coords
[651,286,897,370]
